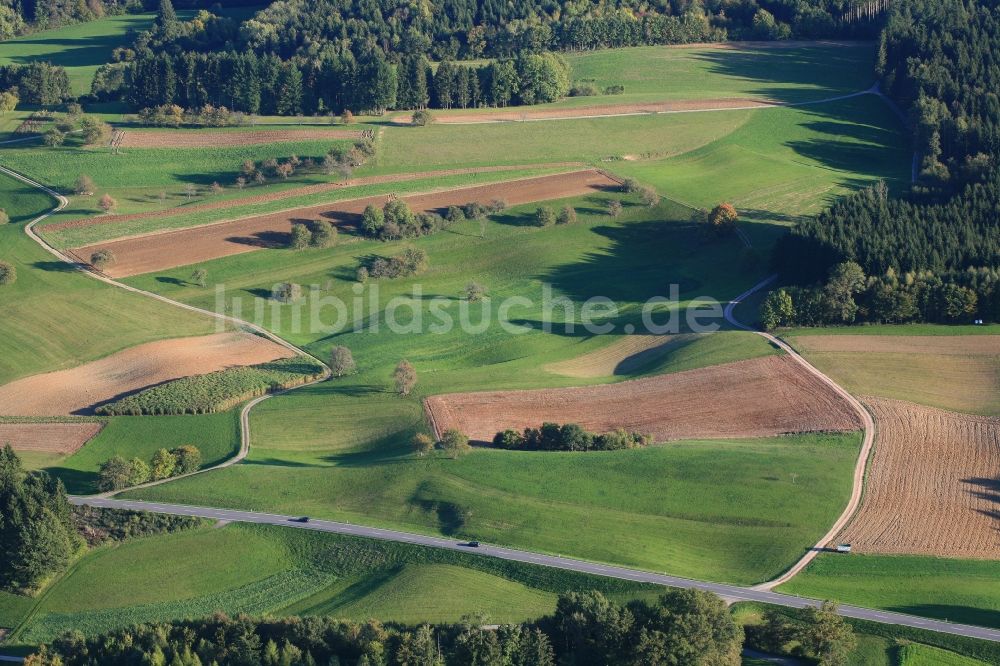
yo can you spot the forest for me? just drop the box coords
[765,0,1000,326]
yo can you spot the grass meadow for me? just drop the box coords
[779,554,1000,629]
[0,172,215,384]
[4,523,659,646]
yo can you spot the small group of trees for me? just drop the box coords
[535,204,577,227]
[747,602,856,666]
[137,103,246,128]
[0,62,71,106]
[759,260,999,329]
[271,282,303,303]
[288,219,337,249]
[323,137,376,180]
[98,445,202,492]
[412,428,471,458]
[621,177,661,207]
[493,422,651,452]
[358,247,429,281]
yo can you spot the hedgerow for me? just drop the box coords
[95,357,324,416]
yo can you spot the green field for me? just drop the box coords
[779,554,1000,629]
[899,644,991,666]
[0,172,216,384]
[49,412,239,494]
[0,14,159,95]
[4,523,658,646]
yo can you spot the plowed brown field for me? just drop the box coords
[0,332,293,416]
[118,128,363,148]
[71,169,617,277]
[0,422,103,454]
[425,355,861,443]
[837,397,1000,558]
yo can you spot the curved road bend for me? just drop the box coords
[0,142,978,642]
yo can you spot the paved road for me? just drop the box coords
[72,496,1000,643]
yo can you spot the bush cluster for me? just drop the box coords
[360,247,429,281]
[71,505,204,547]
[493,422,651,451]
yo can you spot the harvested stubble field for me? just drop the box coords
[425,355,861,442]
[117,128,364,148]
[789,334,1000,415]
[837,397,1000,559]
[0,422,104,454]
[71,169,617,277]
[41,163,583,237]
[0,332,293,416]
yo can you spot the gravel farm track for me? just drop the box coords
[67,169,618,277]
[5,104,1000,641]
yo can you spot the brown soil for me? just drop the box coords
[0,332,294,416]
[425,98,777,124]
[837,397,1000,558]
[43,163,584,235]
[119,128,363,148]
[0,422,104,454]
[424,355,862,443]
[544,334,694,378]
[71,169,618,278]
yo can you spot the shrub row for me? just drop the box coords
[95,357,325,416]
[493,422,651,451]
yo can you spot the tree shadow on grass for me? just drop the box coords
[47,466,98,495]
[32,261,78,272]
[887,605,1000,630]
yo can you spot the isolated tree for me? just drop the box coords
[411,109,434,126]
[361,204,385,236]
[621,178,641,194]
[439,429,471,458]
[189,268,208,287]
[465,282,486,302]
[607,200,623,218]
[340,110,355,124]
[80,116,111,145]
[535,206,556,227]
[330,346,357,377]
[98,193,117,214]
[412,433,435,457]
[707,203,738,236]
[797,601,856,666]
[393,359,417,396]
[272,282,302,303]
[150,448,176,480]
[0,209,8,224]
[310,220,337,247]
[235,176,247,190]
[74,175,95,196]
[640,186,660,207]
[184,183,197,200]
[43,129,65,147]
[98,456,132,491]
[90,249,116,269]
[556,205,577,225]
[171,445,202,474]
[759,289,794,330]
[289,223,311,249]
[210,181,223,195]
[0,261,15,286]
[0,89,17,115]
[356,266,370,283]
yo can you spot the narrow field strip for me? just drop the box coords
[0,332,293,416]
[70,169,618,277]
[117,128,364,148]
[0,422,104,454]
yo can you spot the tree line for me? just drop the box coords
[493,422,651,451]
[26,588,748,665]
[98,445,202,491]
